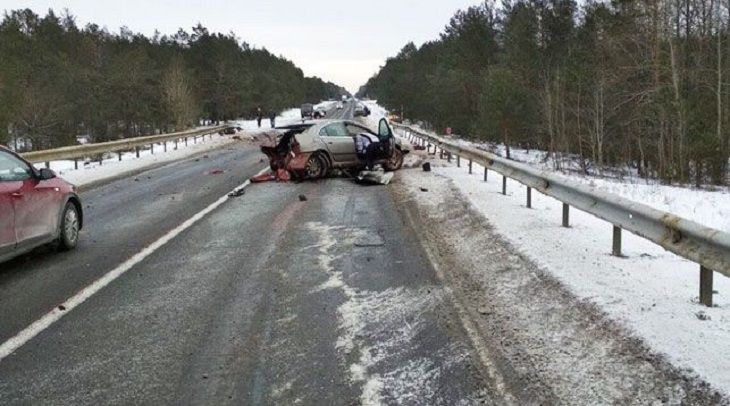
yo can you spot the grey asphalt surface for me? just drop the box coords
[0,103,497,404]
[328,99,355,120]
[0,140,265,344]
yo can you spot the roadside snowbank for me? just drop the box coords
[236,108,304,132]
[400,143,730,395]
[38,133,239,188]
[236,102,335,133]
[405,125,730,233]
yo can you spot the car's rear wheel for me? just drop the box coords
[58,202,80,251]
[384,149,404,171]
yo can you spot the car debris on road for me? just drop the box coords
[356,170,394,185]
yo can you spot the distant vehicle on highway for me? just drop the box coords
[341,95,347,103]
[336,102,344,110]
[261,118,408,179]
[388,111,403,123]
[354,104,371,117]
[301,103,315,119]
[313,106,327,119]
[220,126,241,135]
[0,146,83,263]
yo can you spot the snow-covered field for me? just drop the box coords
[235,101,336,132]
[36,132,240,188]
[395,126,730,395]
[407,128,730,233]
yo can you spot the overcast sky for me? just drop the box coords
[2,0,484,92]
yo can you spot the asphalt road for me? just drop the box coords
[328,99,355,120]
[0,142,266,344]
[0,109,499,404]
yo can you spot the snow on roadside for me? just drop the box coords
[38,133,240,188]
[235,102,335,133]
[235,108,304,133]
[405,124,730,233]
[399,143,730,395]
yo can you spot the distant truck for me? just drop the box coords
[301,103,314,119]
[341,95,348,103]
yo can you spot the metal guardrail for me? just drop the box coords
[21,125,230,168]
[395,123,730,307]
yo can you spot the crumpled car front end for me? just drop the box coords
[258,128,316,181]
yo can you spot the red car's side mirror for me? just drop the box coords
[38,168,56,180]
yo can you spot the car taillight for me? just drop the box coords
[291,136,302,154]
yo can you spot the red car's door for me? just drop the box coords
[15,176,59,243]
[0,180,19,257]
[0,151,24,256]
[0,150,57,246]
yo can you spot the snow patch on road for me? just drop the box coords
[305,221,453,405]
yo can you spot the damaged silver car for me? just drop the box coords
[261,118,408,179]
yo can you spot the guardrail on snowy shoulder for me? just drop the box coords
[394,123,730,307]
[21,125,231,169]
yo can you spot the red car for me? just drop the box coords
[0,145,83,263]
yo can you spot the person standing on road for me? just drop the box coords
[256,107,263,128]
[269,111,277,128]
[354,132,380,170]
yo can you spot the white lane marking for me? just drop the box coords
[0,167,269,362]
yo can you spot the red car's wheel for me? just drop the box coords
[58,202,80,251]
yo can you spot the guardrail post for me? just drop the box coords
[193,136,197,144]
[562,203,570,227]
[45,161,50,169]
[612,226,622,257]
[98,155,103,166]
[175,140,179,150]
[135,146,140,158]
[502,176,507,195]
[700,266,714,307]
[118,152,122,161]
[164,142,167,153]
[468,159,472,174]
[457,155,461,168]
[526,187,532,208]
[185,137,188,146]
[447,152,451,163]
[74,159,78,170]
[150,143,154,155]
[484,167,488,182]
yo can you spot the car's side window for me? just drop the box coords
[0,151,32,182]
[345,124,368,136]
[321,123,348,137]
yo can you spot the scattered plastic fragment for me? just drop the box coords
[356,170,394,185]
[251,169,292,183]
[228,188,246,197]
